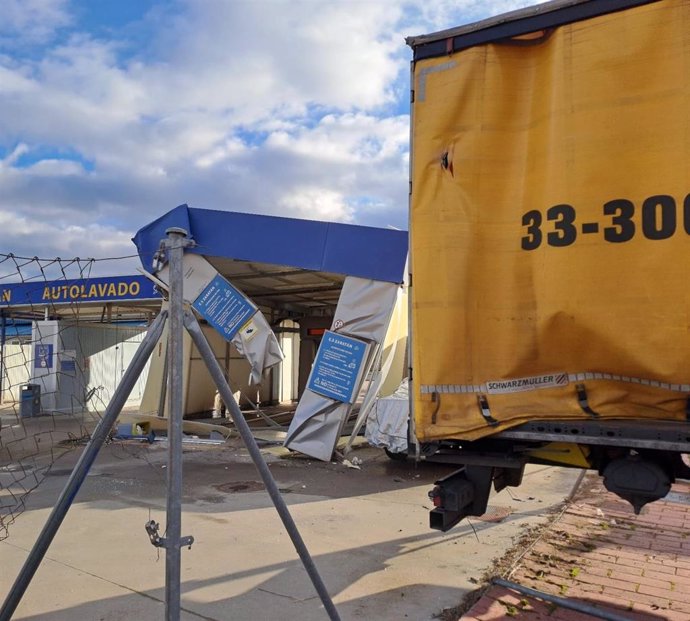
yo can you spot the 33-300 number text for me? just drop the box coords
[521,194,689,250]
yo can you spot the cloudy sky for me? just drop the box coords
[1,0,539,276]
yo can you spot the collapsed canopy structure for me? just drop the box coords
[133,205,409,460]
[133,204,407,292]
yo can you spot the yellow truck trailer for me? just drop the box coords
[406,0,690,530]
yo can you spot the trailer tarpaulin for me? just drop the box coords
[410,0,690,442]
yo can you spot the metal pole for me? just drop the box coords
[164,228,189,621]
[0,310,168,621]
[157,338,169,417]
[492,578,633,621]
[0,311,5,405]
[183,310,341,621]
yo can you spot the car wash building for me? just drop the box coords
[2,205,408,462]
[0,275,162,412]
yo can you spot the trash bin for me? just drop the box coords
[20,384,41,418]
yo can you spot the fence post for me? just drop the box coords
[0,311,5,405]
[163,228,192,620]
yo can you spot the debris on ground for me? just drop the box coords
[458,476,690,620]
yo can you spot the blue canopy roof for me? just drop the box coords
[132,205,408,284]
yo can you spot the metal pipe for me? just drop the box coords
[183,310,341,621]
[0,310,168,621]
[492,577,633,621]
[164,227,188,621]
[566,469,588,503]
[0,311,5,405]
[157,335,169,417]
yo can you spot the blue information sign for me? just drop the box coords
[35,344,53,369]
[61,359,76,372]
[192,275,257,341]
[307,330,368,404]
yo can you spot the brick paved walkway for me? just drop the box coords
[461,477,690,620]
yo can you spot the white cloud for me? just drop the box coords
[19,158,84,176]
[0,0,71,45]
[0,210,134,272]
[1,143,29,167]
[266,113,408,164]
[280,187,353,222]
[0,62,37,94]
[0,0,544,271]
[147,0,404,115]
[403,0,545,34]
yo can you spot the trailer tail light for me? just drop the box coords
[428,486,443,507]
[428,469,476,531]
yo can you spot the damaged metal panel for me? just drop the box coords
[133,204,407,286]
[155,254,284,386]
[284,277,400,461]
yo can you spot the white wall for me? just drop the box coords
[276,319,299,404]
[85,327,149,411]
[0,324,150,412]
[1,344,32,402]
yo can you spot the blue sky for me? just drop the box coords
[0,0,538,274]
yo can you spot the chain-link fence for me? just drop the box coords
[0,233,340,621]
[0,252,153,542]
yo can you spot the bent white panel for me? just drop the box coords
[284,277,400,461]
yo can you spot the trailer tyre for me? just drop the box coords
[384,448,408,461]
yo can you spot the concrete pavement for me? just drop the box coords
[0,436,579,620]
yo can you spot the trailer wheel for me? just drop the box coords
[384,448,408,461]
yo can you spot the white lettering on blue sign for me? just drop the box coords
[192,275,257,341]
[307,330,368,404]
